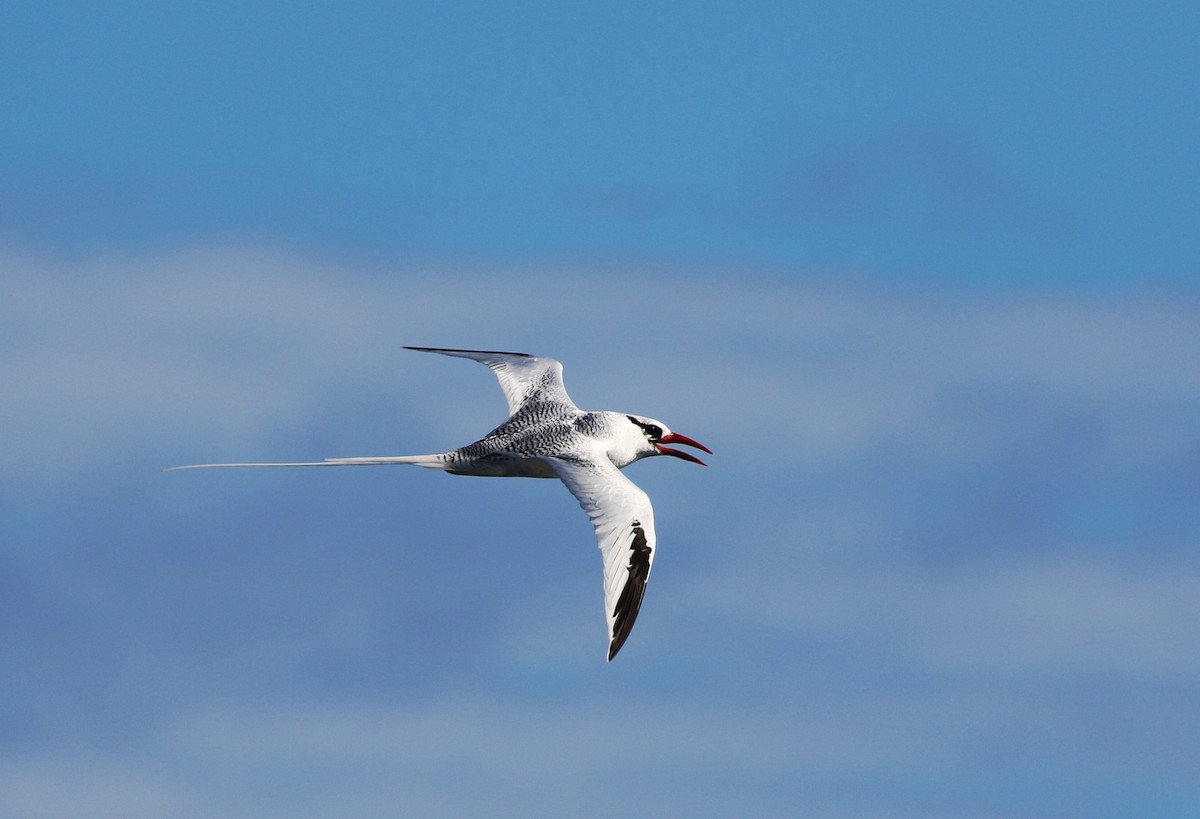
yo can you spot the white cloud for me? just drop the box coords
[0,753,191,819]
[679,548,1200,677]
[5,245,1198,477]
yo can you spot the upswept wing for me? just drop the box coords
[545,456,657,661]
[405,347,575,417]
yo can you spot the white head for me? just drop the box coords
[617,414,711,467]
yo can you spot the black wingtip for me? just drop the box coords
[606,522,653,662]
[404,346,533,357]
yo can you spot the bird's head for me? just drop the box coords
[624,415,711,466]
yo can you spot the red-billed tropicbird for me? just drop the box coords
[169,347,711,660]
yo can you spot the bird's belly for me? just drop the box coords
[445,455,559,478]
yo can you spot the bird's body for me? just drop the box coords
[169,347,710,660]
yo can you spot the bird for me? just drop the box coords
[169,346,711,660]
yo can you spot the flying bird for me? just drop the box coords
[169,347,711,660]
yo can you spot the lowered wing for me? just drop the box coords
[545,456,657,661]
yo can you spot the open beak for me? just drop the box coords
[655,432,712,466]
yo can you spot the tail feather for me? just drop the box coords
[165,455,447,472]
[323,455,446,468]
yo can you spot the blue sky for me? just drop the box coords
[4,2,1197,281]
[3,3,1199,817]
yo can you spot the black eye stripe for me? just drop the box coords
[626,416,663,440]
